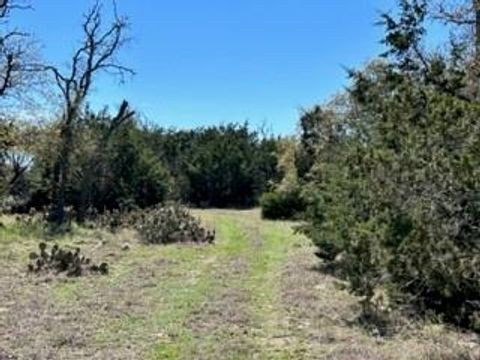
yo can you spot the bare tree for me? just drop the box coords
[43,1,134,224]
[0,0,37,199]
[0,0,37,101]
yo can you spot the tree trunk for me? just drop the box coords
[49,107,76,225]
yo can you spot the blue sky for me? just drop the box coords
[16,1,442,134]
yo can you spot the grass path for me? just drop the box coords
[146,210,304,359]
[0,210,478,359]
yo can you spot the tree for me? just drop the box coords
[0,120,13,196]
[0,0,36,102]
[0,0,40,200]
[299,0,480,330]
[260,137,305,220]
[43,1,134,224]
[146,123,278,209]
[72,102,135,221]
[184,124,275,208]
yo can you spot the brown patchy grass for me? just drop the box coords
[0,210,479,359]
[278,242,480,360]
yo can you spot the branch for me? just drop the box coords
[0,53,13,96]
[432,2,475,26]
[38,65,69,98]
[0,2,34,100]
[0,0,31,19]
[42,1,134,111]
[108,100,134,134]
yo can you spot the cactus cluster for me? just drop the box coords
[136,205,215,245]
[27,243,108,277]
[94,209,126,231]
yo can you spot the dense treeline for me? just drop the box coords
[147,124,278,208]
[0,113,279,216]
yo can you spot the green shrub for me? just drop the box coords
[388,197,480,331]
[28,243,108,277]
[302,71,480,330]
[136,204,215,245]
[260,188,305,220]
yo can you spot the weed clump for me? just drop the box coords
[28,243,108,277]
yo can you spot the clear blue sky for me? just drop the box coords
[17,0,443,134]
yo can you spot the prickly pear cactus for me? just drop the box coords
[28,243,108,277]
[136,204,215,245]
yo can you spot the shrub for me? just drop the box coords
[302,69,480,331]
[136,204,215,245]
[388,198,480,331]
[260,188,305,220]
[94,208,127,231]
[28,243,108,277]
[260,137,305,220]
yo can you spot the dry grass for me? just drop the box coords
[278,241,480,360]
[0,210,478,359]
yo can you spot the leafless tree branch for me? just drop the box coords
[0,0,35,100]
[46,0,134,224]
[0,0,31,19]
[433,1,475,25]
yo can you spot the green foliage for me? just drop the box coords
[303,67,480,330]
[97,118,171,210]
[301,0,480,331]
[136,204,215,245]
[260,138,305,220]
[94,208,127,231]
[25,110,172,219]
[150,123,278,208]
[28,242,108,277]
[15,211,50,237]
[260,189,304,220]
[296,107,325,180]
[21,117,278,217]
[379,0,427,72]
[0,120,35,202]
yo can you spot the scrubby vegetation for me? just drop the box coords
[28,242,108,277]
[297,0,480,332]
[260,138,305,220]
[149,124,278,208]
[260,189,304,220]
[3,116,279,217]
[135,205,215,245]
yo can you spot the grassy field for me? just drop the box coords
[0,210,478,359]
